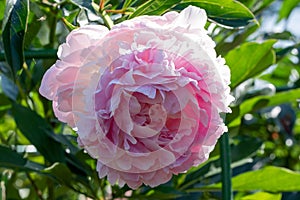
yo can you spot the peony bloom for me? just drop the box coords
[39,6,234,189]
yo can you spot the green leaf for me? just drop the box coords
[11,104,65,163]
[129,0,256,28]
[179,156,220,189]
[129,0,181,18]
[0,145,44,171]
[0,94,11,118]
[264,31,293,40]
[176,0,256,28]
[0,145,26,167]
[179,135,262,189]
[0,0,5,22]
[140,186,185,199]
[250,0,276,14]
[275,43,300,61]
[260,59,295,87]
[123,0,138,9]
[0,74,18,101]
[231,136,263,162]
[229,88,300,126]
[241,192,282,200]
[230,166,300,192]
[198,166,300,192]
[278,0,300,21]
[43,163,73,185]
[216,24,258,55]
[226,40,276,89]
[2,0,29,80]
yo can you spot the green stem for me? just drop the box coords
[0,50,57,61]
[100,11,114,29]
[47,177,55,200]
[49,18,57,48]
[26,172,44,200]
[220,132,233,200]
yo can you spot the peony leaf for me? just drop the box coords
[0,1,5,21]
[176,0,256,27]
[213,166,300,192]
[226,40,277,89]
[278,0,300,21]
[189,166,300,192]
[0,145,95,197]
[129,0,256,28]
[122,0,137,9]
[179,136,261,190]
[240,192,282,200]
[2,0,29,80]
[129,0,181,18]
[230,136,262,162]
[43,163,73,186]
[0,74,18,101]
[228,88,300,126]
[0,145,26,168]
[11,104,66,163]
[0,145,44,171]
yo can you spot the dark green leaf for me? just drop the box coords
[216,24,258,56]
[231,136,263,162]
[0,93,11,117]
[264,31,293,40]
[176,0,256,28]
[129,0,181,18]
[43,163,73,185]
[0,145,26,167]
[144,186,184,199]
[2,0,29,80]
[0,145,44,171]
[0,94,10,108]
[11,104,65,163]
[275,43,300,61]
[179,156,220,189]
[0,74,18,101]
[226,40,276,89]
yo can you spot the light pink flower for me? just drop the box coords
[39,6,234,189]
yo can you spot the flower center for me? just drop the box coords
[129,92,167,138]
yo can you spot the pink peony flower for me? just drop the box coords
[39,6,234,189]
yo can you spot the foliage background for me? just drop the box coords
[0,0,300,199]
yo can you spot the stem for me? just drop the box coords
[1,180,6,200]
[47,177,55,200]
[26,172,44,200]
[49,17,57,48]
[98,0,114,29]
[99,179,106,200]
[99,0,105,10]
[0,50,57,61]
[100,11,114,29]
[220,132,233,200]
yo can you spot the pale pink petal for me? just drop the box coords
[39,6,234,189]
